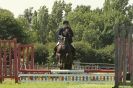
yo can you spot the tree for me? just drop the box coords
[64,3,72,18]
[73,41,96,63]
[46,0,65,42]
[6,0,132,64]
[82,29,101,48]
[67,5,103,45]
[37,6,49,44]
[0,8,27,43]
[51,0,64,30]
[34,43,49,64]
[31,11,38,31]
[51,0,64,24]
[24,7,33,24]
[101,0,131,46]
[96,44,114,63]
[74,5,91,13]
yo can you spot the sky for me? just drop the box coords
[0,0,133,17]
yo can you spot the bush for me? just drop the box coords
[45,42,56,65]
[96,44,114,63]
[73,41,97,63]
[33,41,114,65]
[34,43,49,64]
[73,41,114,63]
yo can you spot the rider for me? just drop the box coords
[53,20,75,56]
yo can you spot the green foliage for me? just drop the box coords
[45,42,56,64]
[47,30,55,42]
[0,8,27,43]
[16,15,38,43]
[1,0,133,64]
[73,42,114,63]
[82,29,101,48]
[31,11,38,31]
[51,0,64,26]
[34,43,49,64]
[24,7,33,23]
[64,3,72,18]
[96,44,114,63]
[73,41,96,63]
[37,6,49,44]
[67,6,103,45]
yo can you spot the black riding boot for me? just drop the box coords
[52,46,57,57]
[70,45,76,59]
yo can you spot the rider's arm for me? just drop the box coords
[58,28,63,36]
[57,28,64,39]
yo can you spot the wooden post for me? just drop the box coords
[17,44,20,72]
[130,26,133,84]
[123,34,126,85]
[26,46,29,69]
[31,45,34,69]
[13,39,18,83]
[0,40,2,83]
[21,47,24,69]
[121,26,127,85]
[3,49,7,78]
[9,41,12,78]
[128,27,132,80]
[114,25,119,88]
[0,39,35,83]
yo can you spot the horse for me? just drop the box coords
[55,29,74,69]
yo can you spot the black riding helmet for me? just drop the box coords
[63,20,69,25]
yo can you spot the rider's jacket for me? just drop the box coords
[57,27,73,43]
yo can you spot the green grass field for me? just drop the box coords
[0,79,132,88]
[0,80,113,88]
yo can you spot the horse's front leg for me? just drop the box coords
[56,53,62,68]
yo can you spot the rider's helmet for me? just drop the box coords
[63,20,69,25]
[63,20,69,28]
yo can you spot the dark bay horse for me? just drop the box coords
[56,29,74,69]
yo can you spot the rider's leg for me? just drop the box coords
[53,42,59,57]
[68,38,75,55]
[70,44,75,56]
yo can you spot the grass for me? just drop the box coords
[1,79,112,88]
[0,79,132,88]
